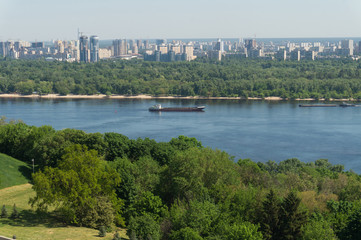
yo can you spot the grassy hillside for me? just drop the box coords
[0,153,31,189]
[0,155,127,239]
[0,184,127,240]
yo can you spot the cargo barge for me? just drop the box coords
[299,104,337,107]
[149,104,205,112]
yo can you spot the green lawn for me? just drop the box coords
[0,153,32,189]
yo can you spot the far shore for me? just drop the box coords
[0,93,357,102]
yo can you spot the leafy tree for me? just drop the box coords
[169,135,202,151]
[170,227,203,240]
[224,222,263,240]
[170,200,219,238]
[327,200,354,235]
[129,191,167,222]
[15,80,35,95]
[104,132,130,161]
[302,218,337,240]
[160,147,238,205]
[30,144,123,228]
[127,213,160,240]
[339,207,361,240]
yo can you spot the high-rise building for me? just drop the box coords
[277,50,287,61]
[0,42,5,57]
[290,50,301,61]
[208,50,222,61]
[137,39,142,49]
[245,39,257,50]
[112,39,127,56]
[171,45,181,54]
[341,39,354,56]
[158,44,168,54]
[90,36,99,62]
[305,51,315,60]
[55,40,65,53]
[214,39,224,53]
[132,45,138,54]
[99,48,112,59]
[79,35,89,63]
[184,45,195,61]
[143,40,149,49]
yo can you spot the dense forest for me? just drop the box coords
[1,58,361,99]
[1,118,361,239]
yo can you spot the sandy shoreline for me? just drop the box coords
[0,93,356,102]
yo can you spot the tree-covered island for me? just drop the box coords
[1,58,361,100]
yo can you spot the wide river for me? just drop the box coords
[1,98,361,172]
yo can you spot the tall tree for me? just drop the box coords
[260,190,280,240]
[30,144,123,228]
[278,192,307,240]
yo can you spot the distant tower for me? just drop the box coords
[120,39,127,55]
[244,39,257,50]
[143,40,149,49]
[214,38,224,53]
[112,39,127,56]
[0,42,5,57]
[90,35,99,62]
[341,39,354,56]
[79,35,89,63]
[137,39,142,49]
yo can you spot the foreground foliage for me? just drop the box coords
[1,119,361,239]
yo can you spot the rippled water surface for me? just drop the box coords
[1,98,361,171]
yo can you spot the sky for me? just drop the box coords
[1,0,361,41]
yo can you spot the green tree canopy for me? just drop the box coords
[30,144,123,228]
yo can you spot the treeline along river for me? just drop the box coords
[1,98,361,172]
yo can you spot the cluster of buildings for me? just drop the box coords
[1,36,361,62]
[0,35,105,62]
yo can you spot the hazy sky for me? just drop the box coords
[1,0,361,41]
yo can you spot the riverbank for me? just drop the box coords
[0,93,356,102]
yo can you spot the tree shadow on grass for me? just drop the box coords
[18,165,33,182]
[1,210,67,228]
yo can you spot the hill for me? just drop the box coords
[0,153,31,189]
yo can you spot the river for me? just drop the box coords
[1,98,361,171]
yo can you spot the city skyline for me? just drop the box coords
[1,0,361,41]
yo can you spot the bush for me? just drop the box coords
[98,225,107,237]
[1,205,7,218]
[112,231,122,240]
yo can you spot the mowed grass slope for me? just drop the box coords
[0,153,32,189]
[0,154,127,240]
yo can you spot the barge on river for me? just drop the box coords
[149,104,205,112]
[299,104,337,107]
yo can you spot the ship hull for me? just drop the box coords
[149,107,204,112]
